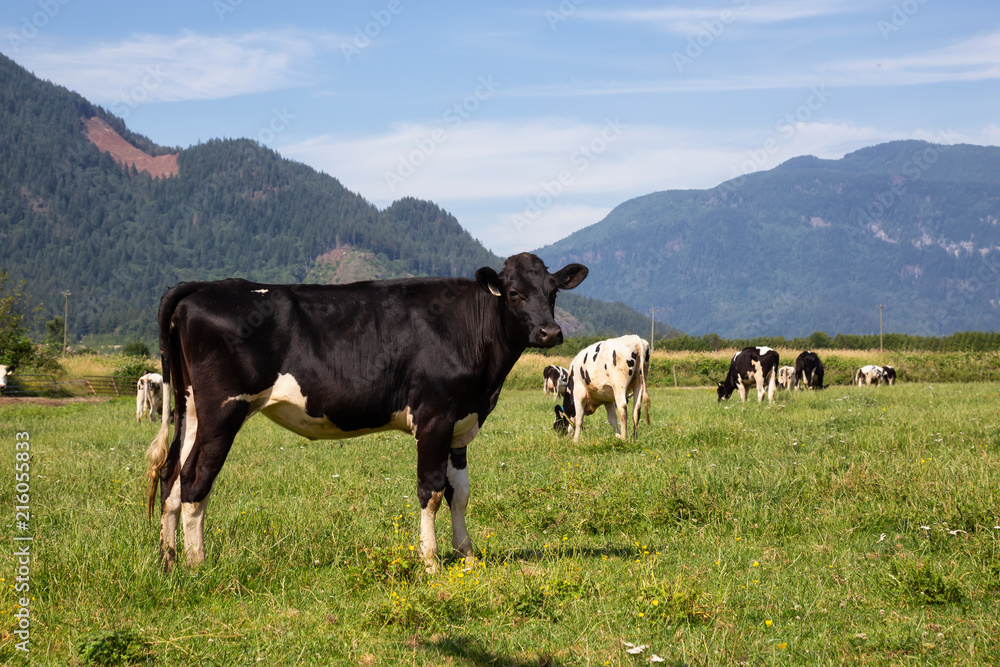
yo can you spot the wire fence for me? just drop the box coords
[2,375,142,398]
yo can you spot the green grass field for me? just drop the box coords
[2,379,999,665]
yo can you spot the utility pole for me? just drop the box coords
[61,291,71,356]
[877,304,886,353]
[649,307,660,352]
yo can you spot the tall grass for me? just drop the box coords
[1,382,998,665]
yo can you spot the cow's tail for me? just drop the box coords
[640,341,651,425]
[144,283,198,522]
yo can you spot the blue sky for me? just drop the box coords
[3,0,998,256]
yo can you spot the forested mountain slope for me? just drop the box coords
[535,141,1000,337]
[0,54,663,342]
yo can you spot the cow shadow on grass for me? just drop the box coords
[422,634,569,667]
[445,544,656,568]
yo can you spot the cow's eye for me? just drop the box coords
[507,289,520,301]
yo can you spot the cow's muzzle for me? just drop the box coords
[532,325,563,348]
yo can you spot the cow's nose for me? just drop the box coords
[537,325,563,347]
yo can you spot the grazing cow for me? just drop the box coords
[881,365,897,385]
[552,335,651,442]
[717,346,779,403]
[542,365,570,399]
[136,373,164,423]
[777,366,795,390]
[0,365,11,394]
[793,351,824,390]
[853,365,884,386]
[144,253,587,573]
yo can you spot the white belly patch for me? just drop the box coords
[224,373,480,445]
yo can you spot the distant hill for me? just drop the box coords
[0,54,668,343]
[535,141,1000,337]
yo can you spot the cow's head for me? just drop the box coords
[476,253,587,348]
[552,372,578,435]
[552,404,570,434]
[717,381,734,402]
[0,365,12,394]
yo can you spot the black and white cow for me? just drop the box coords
[136,372,164,423]
[542,365,569,399]
[777,366,795,390]
[881,365,897,385]
[793,351,824,390]
[853,365,884,386]
[144,253,587,573]
[0,365,11,394]
[717,346,779,403]
[552,335,650,442]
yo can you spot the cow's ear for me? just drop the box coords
[475,267,502,297]
[554,405,564,417]
[553,263,588,290]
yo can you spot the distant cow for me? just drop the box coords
[777,366,795,390]
[717,346,779,403]
[794,351,824,390]
[542,365,569,399]
[853,365,884,386]
[553,335,650,442]
[881,365,897,385]
[144,253,587,573]
[136,373,164,423]
[0,365,11,394]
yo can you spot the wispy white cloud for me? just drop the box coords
[14,29,338,104]
[500,29,1000,99]
[280,116,973,254]
[828,30,1000,84]
[579,0,871,34]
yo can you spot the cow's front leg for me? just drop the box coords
[416,421,455,573]
[604,403,622,438]
[445,446,475,564]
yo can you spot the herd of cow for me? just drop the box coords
[542,345,898,439]
[0,252,903,574]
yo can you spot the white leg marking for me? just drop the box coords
[446,460,473,559]
[182,496,210,565]
[165,386,199,563]
[160,477,181,561]
[420,491,443,573]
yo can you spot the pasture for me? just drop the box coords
[1,370,999,665]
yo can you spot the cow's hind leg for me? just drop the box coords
[157,407,185,572]
[177,395,248,567]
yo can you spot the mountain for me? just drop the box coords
[535,141,1000,337]
[0,54,666,343]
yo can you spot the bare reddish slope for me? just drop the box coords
[83,116,179,178]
